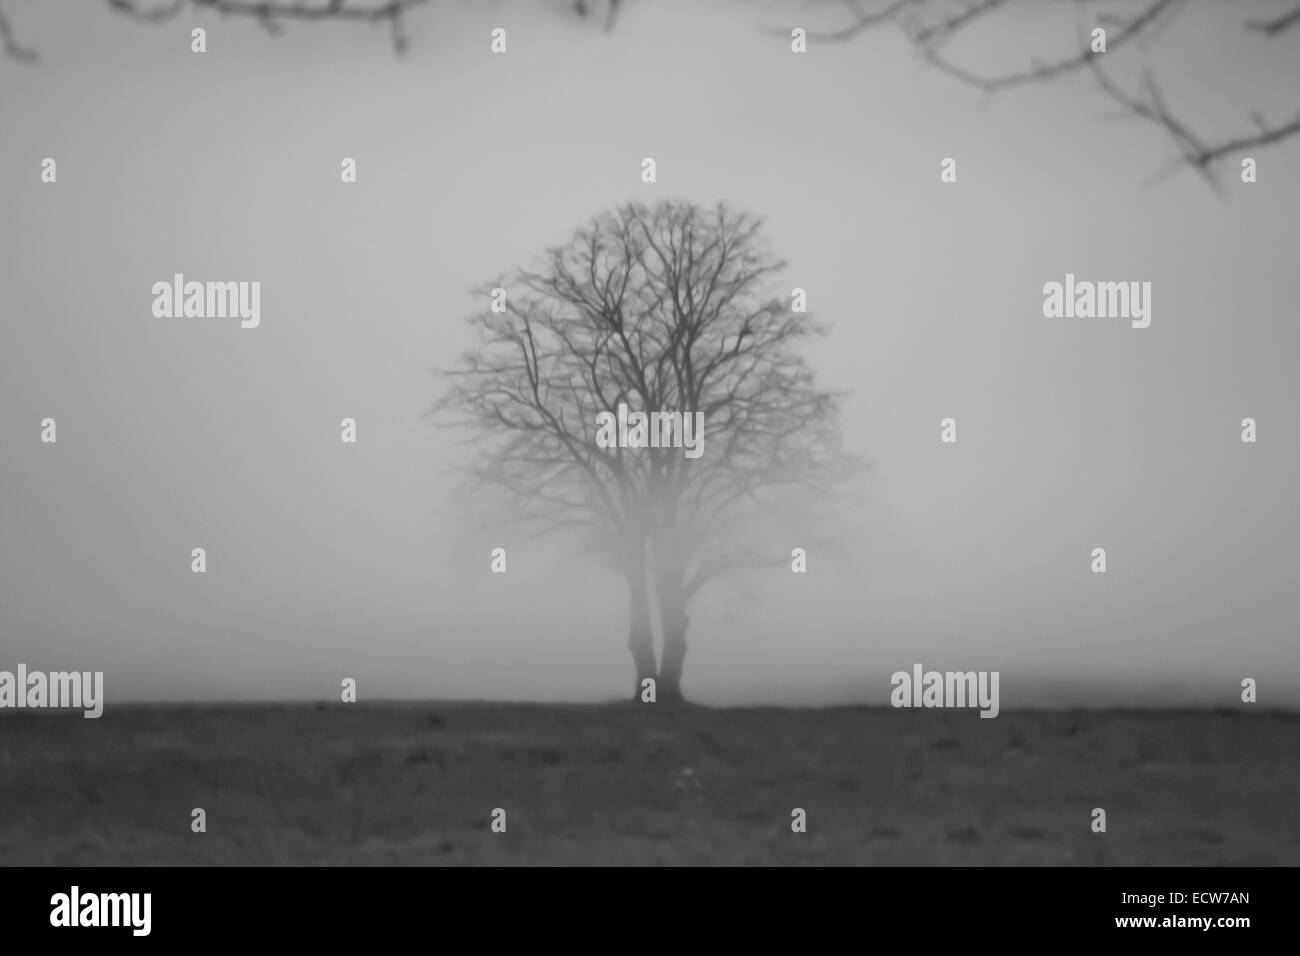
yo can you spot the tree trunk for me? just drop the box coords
[652,536,690,704]
[658,603,689,703]
[625,541,657,701]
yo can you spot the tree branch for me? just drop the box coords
[0,0,38,62]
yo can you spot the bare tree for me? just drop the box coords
[432,201,855,702]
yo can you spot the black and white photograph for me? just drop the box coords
[0,0,1296,938]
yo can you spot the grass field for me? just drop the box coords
[1,703,1296,865]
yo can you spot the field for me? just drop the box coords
[1,703,1296,865]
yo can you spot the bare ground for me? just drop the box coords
[1,703,1296,865]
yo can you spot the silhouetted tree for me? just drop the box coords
[433,201,853,701]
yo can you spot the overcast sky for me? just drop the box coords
[1,0,1297,707]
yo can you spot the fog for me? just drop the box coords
[1,0,1297,707]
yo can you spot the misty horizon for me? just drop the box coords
[2,0,1298,711]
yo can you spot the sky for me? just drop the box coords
[1,0,1297,707]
